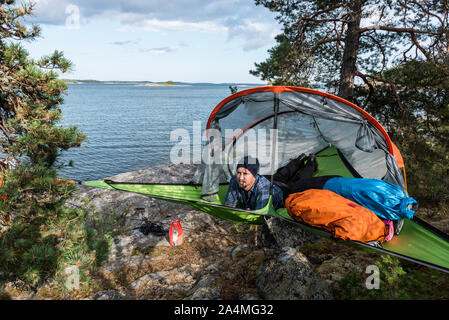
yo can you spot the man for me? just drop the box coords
[224,155,310,210]
[224,156,283,210]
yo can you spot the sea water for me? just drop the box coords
[58,83,244,181]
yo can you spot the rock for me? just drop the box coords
[316,253,375,283]
[265,217,322,249]
[103,254,168,274]
[239,293,259,300]
[257,222,278,249]
[104,230,169,268]
[231,246,244,260]
[68,163,199,228]
[429,218,449,234]
[316,257,350,282]
[257,247,333,300]
[205,263,220,274]
[91,290,132,300]
[188,286,221,300]
[127,265,197,295]
[186,274,220,300]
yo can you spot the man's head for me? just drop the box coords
[236,156,259,191]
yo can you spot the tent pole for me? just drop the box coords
[269,93,280,196]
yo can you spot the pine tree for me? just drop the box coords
[252,0,449,102]
[0,0,86,290]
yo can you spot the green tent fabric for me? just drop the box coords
[85,180,267,224]
[83,146,449,274]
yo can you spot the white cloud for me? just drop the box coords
[109,39,140,46]
[226,19,281,51]
[141,46,180,55]
[26,0,280,51]
[29,0,72,25]
[120,14,227,33]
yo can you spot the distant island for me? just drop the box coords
[61,79,265,87]
[138,81,191,87]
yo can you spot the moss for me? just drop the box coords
[0,292,12,300]
[333,255,449,299]
[299,241,333,256]
[248,250,266,266]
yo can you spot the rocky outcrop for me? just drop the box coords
[263,217,322,248]
[257,247,333,300]
[67,163,351,300]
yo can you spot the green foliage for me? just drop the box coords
[252,0,448,97]
[0,3,84,169]
[249,34,312,86]
[357,60,449,209]
[229,85,238,94]
[374,255,407,296]
[334,255,449,300]
[0,0,89,292]
[50,203,117,296]
[0,197,118,295]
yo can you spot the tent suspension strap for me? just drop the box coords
[269,93,280,196]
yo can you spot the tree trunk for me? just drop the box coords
[338,0,363,101]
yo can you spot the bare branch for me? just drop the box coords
[355,71,407,129]
[399,0,445,27]
[359,25,440,35]
[302,17,350,24]
[309,2,348,20]
[402,42,415,62]
[354,71,374,109]
[410,32,432,61]
[360,33,387,72]
[309,37,344,55]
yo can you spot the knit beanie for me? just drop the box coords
[236,156,260,178]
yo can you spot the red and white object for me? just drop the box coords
[169,219,183,246]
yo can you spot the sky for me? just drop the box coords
[19,0,282,83]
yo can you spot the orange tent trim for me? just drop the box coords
[206,86,394,155]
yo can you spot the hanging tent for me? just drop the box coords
[84,86,449,274]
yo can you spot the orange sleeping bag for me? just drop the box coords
[285,189,389,243]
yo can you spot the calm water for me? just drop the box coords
[58,83,247,181]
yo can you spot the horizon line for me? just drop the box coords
[62,79,268,85]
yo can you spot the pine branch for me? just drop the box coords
[359,25,440,35]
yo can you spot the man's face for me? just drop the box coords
[236,167,255,191]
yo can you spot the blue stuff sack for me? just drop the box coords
[323,177,418,221]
